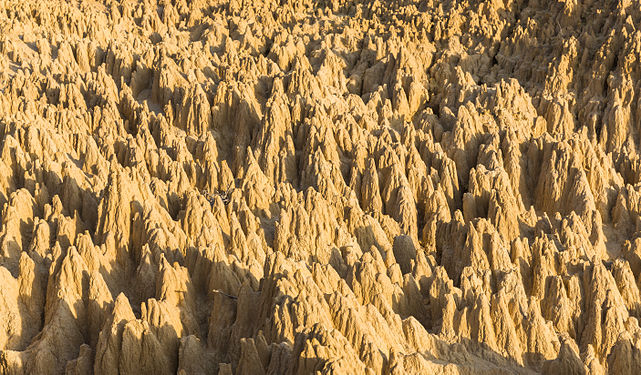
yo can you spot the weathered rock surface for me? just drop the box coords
[0,0,640,373]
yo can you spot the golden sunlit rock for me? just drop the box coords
[0,0,640,374]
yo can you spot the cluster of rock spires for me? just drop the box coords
[1,0,641,373]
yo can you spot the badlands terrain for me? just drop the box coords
[0,0,641,373]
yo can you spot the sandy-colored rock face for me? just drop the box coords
[1,0,641,373]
